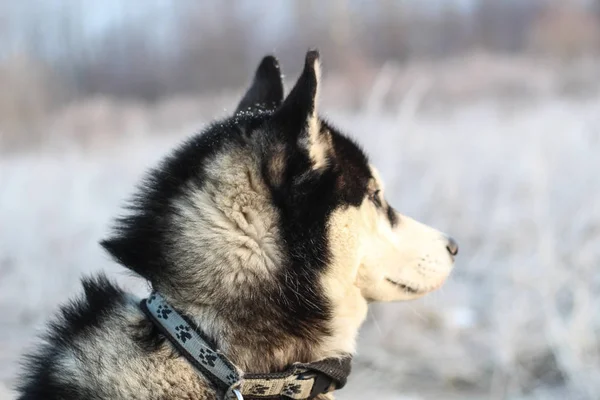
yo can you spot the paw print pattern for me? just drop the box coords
[198,348,218,367]
[147,294,157,304]
[248,384,269,395]
[156,305,172,319]
[225,372,238,385]
[175,325,192,343]
[282,383,302,396]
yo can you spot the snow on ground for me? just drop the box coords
[1,96,599,399]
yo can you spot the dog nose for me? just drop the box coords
[446,237,459,257]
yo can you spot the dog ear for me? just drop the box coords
[235,55,284,114]
[270,50,330,169]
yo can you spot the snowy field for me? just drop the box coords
[1,95,599,399]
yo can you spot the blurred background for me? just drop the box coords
[1,1,599,399]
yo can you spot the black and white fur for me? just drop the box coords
[17,51,458,400]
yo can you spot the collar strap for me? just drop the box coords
[140,292,352,400]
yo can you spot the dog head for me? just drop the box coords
[102,51,457,359]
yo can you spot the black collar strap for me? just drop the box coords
[140,292,352,400]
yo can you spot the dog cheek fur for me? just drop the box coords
[319,206,369,356]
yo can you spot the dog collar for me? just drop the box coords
[140,292,352,400]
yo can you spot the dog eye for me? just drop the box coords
[369,190,382,208]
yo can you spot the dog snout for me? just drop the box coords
[445,236,459,257]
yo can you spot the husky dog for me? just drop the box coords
[18,51,458,400]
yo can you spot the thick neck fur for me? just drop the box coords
[161,299,332,374]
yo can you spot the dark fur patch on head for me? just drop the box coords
[325,122,372,205]
[266,121,371,274]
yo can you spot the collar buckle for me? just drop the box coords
[298,371,335,399]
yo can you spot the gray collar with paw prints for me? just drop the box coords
[140,292,352,400]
